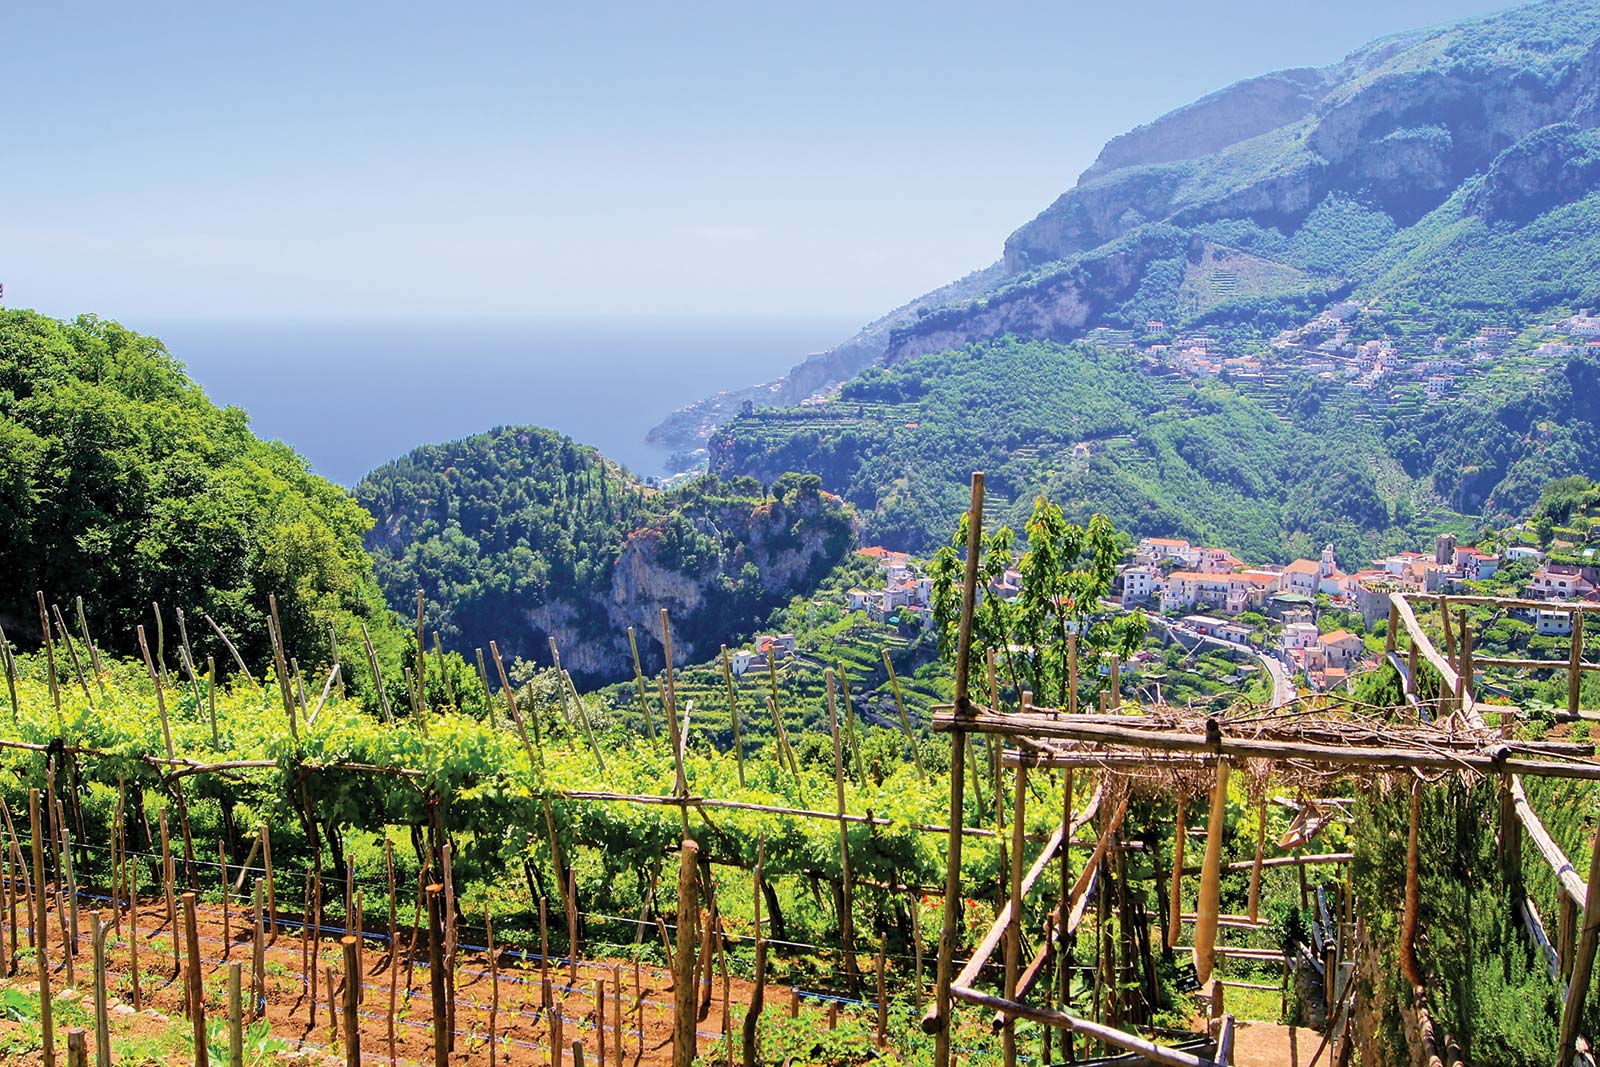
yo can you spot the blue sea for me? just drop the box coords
[149,317,857,486]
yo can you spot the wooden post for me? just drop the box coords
[672,840,700,1067]
[876,939,888,1047]
[743,938,768,1067]
[1068,632,1079,717]
[31,790,55,1067]
[386,843,398,1064]
[1248,794,1267,924]
[91,913,110,1067]
[1401,780,1423,992]
[427,885,448,1067]
[1558,790,1600,1067]
[66,1029,86,1067]
[882,648,926,779]
[595,978,606,1067]
[825,670,859,990]
[1570,611,1585,720]
[342,936,361,1067]
[612,964,624,1067]
[251,881,264,1019]
[1457,610,1473,706]
[928,471,982,1067]
[488,910,500,1067]
[1386,598,1399,656]
[262,824,275,943]
[359,621,393,724]
[37,592,62,721]
[551,1010,564,1067]
[539,896,552,1008]
[183,893,208,1067]
[219,840,230,949]
[1194,760,1230,985]
[228,962,243,1067]
[1168,795,1187,950]
[627,626,656,739]
[129,862,142,1011]
[720,646,746,788]
[1002,763,1027,1067]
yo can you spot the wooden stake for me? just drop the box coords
[427,885,448,1067]
[1194,760,1230,985]
[0,622,18,721]
[928,471,982,1067]
[66,1029,86,1067]
[488,909,499,1067]
[1570,610,1585,720]
[51,604,91,703]
[160,811,178,974]
[91,912,110,1067]
[415,590,429,716]
[1002,763,1026,1067]
[220,840,230,950]
[342,936,361,1067]
[359,621,393,724]
[386,841,398,1066]
[183,893,208,1067]
[672,840,699,1067]
[491,641,540,754]
[251,881,264,1019]
[825,670,859,990]
[628,627,655,739]
[129,862,142,1011]
[743,939,767,1067]
[37,592,62,722]
[595,978,606,1067]
[1401,778,1423,991]
[1248,794,1266,924]
[262,824,276,943]
[876,939,888,1047]
[228,962,243,1067]
[202,614,257,689]
[882,648,925,779]
[551,1003,564,1067]
[1168,795,1187,950]
[720,647,746,788]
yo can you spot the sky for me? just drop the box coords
[4,1,1519,322]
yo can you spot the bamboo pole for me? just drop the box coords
[883,648,926,779]
[267,595,298,740]
[561,666,606,771]
[825,670,859,990]
[206,657,219,748]
[628,627,655,740]
[720,647,746,788]
[433,632,455,708]
[1194,760,1230,985]
[415,591,429,716]
[672,839,700,1067]
[73,597,105,694]
[138,626,175,759]
[838,663,866,783]
[765,649,798,777]
[928,472,983,1065]
[474,648,491,716]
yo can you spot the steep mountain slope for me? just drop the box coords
[706,0,1600,558]
[357,428,854,682]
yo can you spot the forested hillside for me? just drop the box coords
[0,309,402,678]
[358,427,856,682]
[713,337,1430,561]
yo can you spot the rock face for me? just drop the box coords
[529,488,855,680]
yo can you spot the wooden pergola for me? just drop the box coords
[922,473,1600,1067]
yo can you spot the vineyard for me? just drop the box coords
[3,477,1600,1067]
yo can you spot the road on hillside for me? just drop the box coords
[1144,614,1294,708]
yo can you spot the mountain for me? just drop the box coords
[356,428,855,683]
[0,310,402,681]
[703,0,1600,557]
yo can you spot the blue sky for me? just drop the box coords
[5,1,1516,321]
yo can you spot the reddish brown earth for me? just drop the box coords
[0,895,800,1066]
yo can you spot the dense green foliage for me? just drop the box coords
[359,428,855,680]
[0,310,401,682]
[714,336,1429,561]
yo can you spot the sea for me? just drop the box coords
[149,317,858,486]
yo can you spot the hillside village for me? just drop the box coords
[1077,302,1600,413]
[719,499,1600,703]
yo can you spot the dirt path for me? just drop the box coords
[1229,1022,1318,1066]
